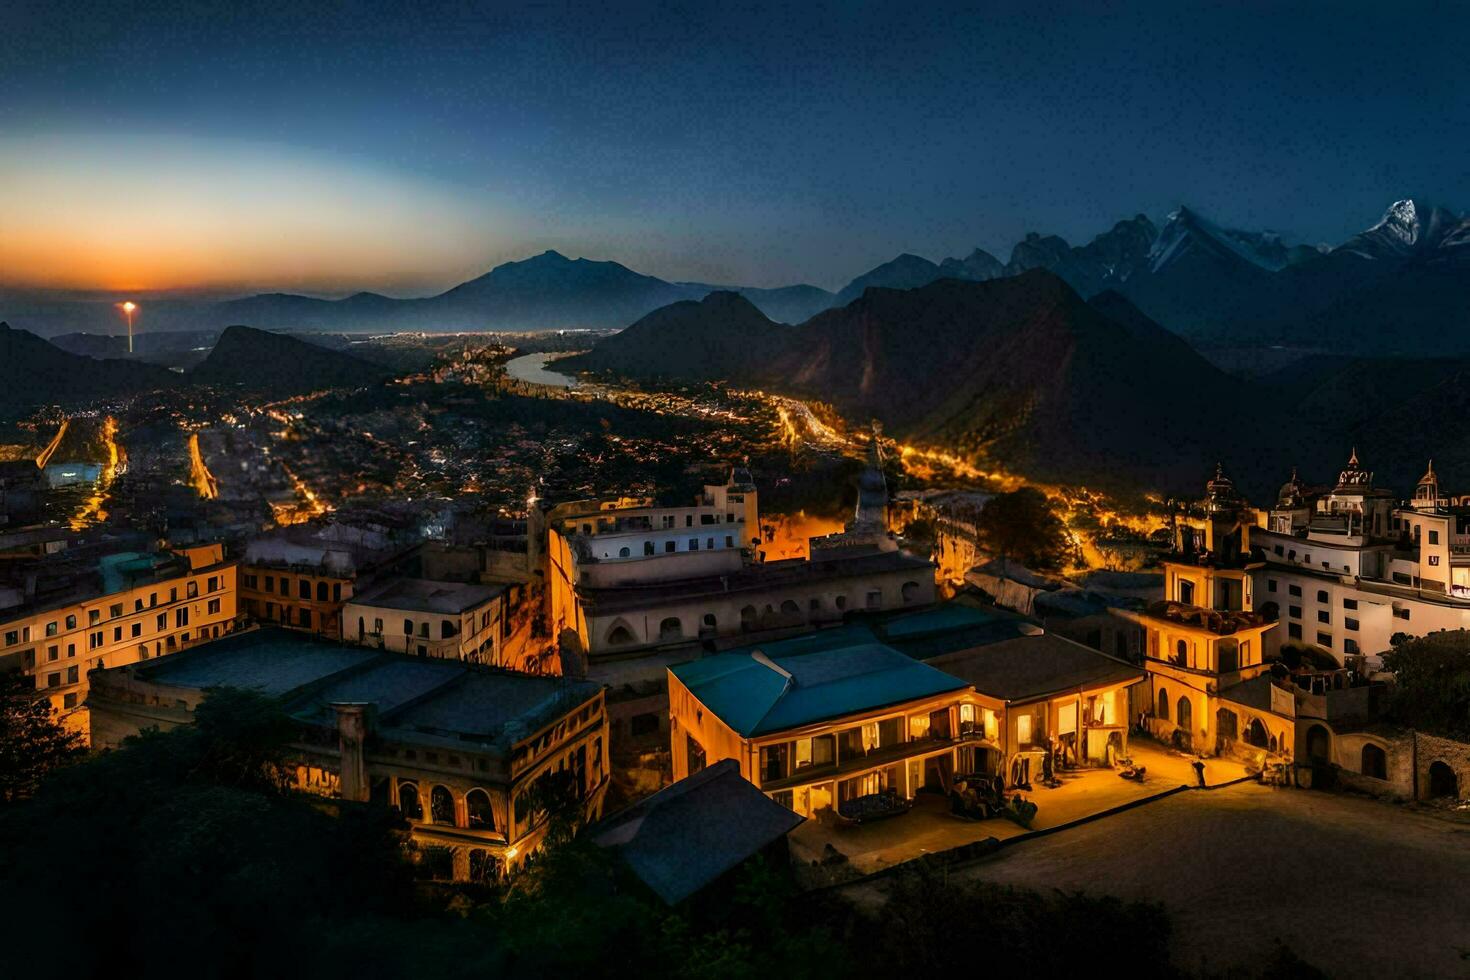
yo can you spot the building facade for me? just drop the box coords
[0,543,237,734]
[341,577,509,664]
[87,628,608,880]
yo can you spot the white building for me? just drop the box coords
[1252,452,1470,666]
[342,577,509,664]
[543,459,937,659]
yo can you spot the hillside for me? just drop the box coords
[0,322,176,415]
[558,291,786,380]
[190,325,393,396]
[570,273,1288,494]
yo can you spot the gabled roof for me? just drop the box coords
[670,632,968,737]
[592,759,803,904]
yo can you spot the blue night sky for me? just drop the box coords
[2,0,1468,294]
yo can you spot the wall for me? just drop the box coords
[1414,731,1470,801]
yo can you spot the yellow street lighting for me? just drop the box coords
[118,301,138,354]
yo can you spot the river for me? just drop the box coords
[504,352,579,389]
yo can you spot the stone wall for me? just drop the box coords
[1414,731,1470,801]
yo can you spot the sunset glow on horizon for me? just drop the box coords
[0,134,523,295]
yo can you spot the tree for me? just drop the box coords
[1384,630,1470,739]
[0,670,84,804]
[974,487,1070,571]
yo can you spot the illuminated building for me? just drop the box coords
[87,627,608,881]
[668,603,1142,815]
[1253,451,1470,667]
[239,521,416,640]
[542,459,936,660]
[0,543,237,734]
[342,577,509,664]
[1119,467,1280,759]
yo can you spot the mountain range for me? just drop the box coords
[5,198,1465,354]
[564,269,1470,497]
[0,321,388,413]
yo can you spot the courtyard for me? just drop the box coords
[924,783,1470,977]
[790,740,1249,876]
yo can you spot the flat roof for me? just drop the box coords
[582,549,933,616]
[350,577,505,615]
[110,627,599,754]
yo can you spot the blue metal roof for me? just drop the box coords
[670,632,968,738]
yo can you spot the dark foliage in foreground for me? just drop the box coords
[1384,629,1470,740]
[0,686,1186,979]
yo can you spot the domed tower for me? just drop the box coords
[1268,467,1313,533]
[1322,447,1394,539]
[1412,459,1440,512]
[1177,464,1252,559]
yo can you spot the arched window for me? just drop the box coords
[441,620,456,639]
[658,617,683,641]
[618,547,631,558]
[466,789,495,830]
[607,624,634,646]
[835,595,848,610]
[1245,717,1269,748]
[1360,744,1387,780]
[403,619,413,635]
[1428,760,1459,799]
[1175,639,1188,666]
[701,613,716,628]
[358,616,365,638]
[398,781,423,820]
[644,541,655,556]
[1176,695,1191,733]
[901,581,921,603]
[779,599,800,616]
[316,581,328,601]
[1157,688,1170,721]
[430,785,455,825]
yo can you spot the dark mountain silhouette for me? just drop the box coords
[938,248,1005,282]
[568,273,1283,493]
[559,291,787,380]
[829,253,947,308]
[0,322,176,414]
[730,284,834,324]
[190,325,392,396]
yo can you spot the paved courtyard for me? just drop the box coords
[791,741,1248,876]
[943,782,1470,978]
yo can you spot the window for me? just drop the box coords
[725,536,734,548]
[46,645,57,662]
[175,608,189,627]
[466,789,495,830]
[208,598,221,615]
[1344,638,1359,654]
[208,576,220,592]
[664,541,676,553]
[112,626,122,642]
[643,541,655,556]
[46,672,60,688]
[1288,623,1302,640]
[403,619,413,635]
[618,547,631,558]
[45,621,58,637]
[1316,590,1328,603]
[63,693,78,710]
[688,538,699,551]
[65,615,76,630]
[1429,530,1440,544]
[397,782,423,820]
[89,631,103,649]
[1395,608,1411,621]
[1344,598,1358,610]
[865,590,882,610]
[1177,580,1194,605]
[1317,610,1330,624]
[835,595,847,610]
[1317,632,1332,647]
[1288,584,1302,597]
[1344,617,1358,631]
[760,744,788,782]
[430,786,455,825]
[131,623,142,637]
[1267,579,1277,593]
[66,644,74,658]
[89,609,100,626]
[1360,744,1387,779]
[243,574,257,589]
[66,666,78,684]
[1289,605,1301,619]
[2,630,15,646]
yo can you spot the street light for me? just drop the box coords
[119,301,137,354]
